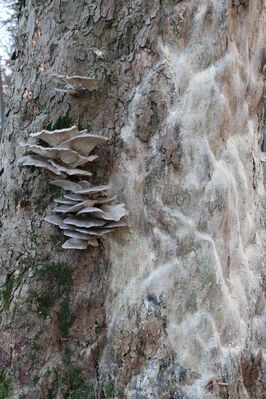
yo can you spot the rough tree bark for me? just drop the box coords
[0,0,265,398]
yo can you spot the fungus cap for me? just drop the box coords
[64,216,106,228]
[30,126,83,147]
[58,134,108,157]
[51,74,101,92]
[62,238,88,250]
[20,143,95,168]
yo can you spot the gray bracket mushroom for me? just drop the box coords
[18,125,128,249]
[51,74,101,96]
[18,126,107,176]
[45,179,127,249]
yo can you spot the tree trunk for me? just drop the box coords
[0,0,265,398]
[0,67,4,137]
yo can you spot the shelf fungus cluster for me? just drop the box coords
[45,179,127,249]
[18,126,107,177]
[19,126,128,249]
[51,74,101,96]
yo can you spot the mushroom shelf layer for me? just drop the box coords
[51,74,101,96]
[18,126,127,250]
[18,125,108,176]
[45,180,127,249]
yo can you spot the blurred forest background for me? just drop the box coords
[0,0,21,133]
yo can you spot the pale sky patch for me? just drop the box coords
[0,0,14,65]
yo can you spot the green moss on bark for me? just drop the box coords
[0,371,12,399]
[1,276,15,312]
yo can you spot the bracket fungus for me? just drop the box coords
[18,126,108,176]
[18,125,128,250]
[51,74,101,96]
[43,179,128,249]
